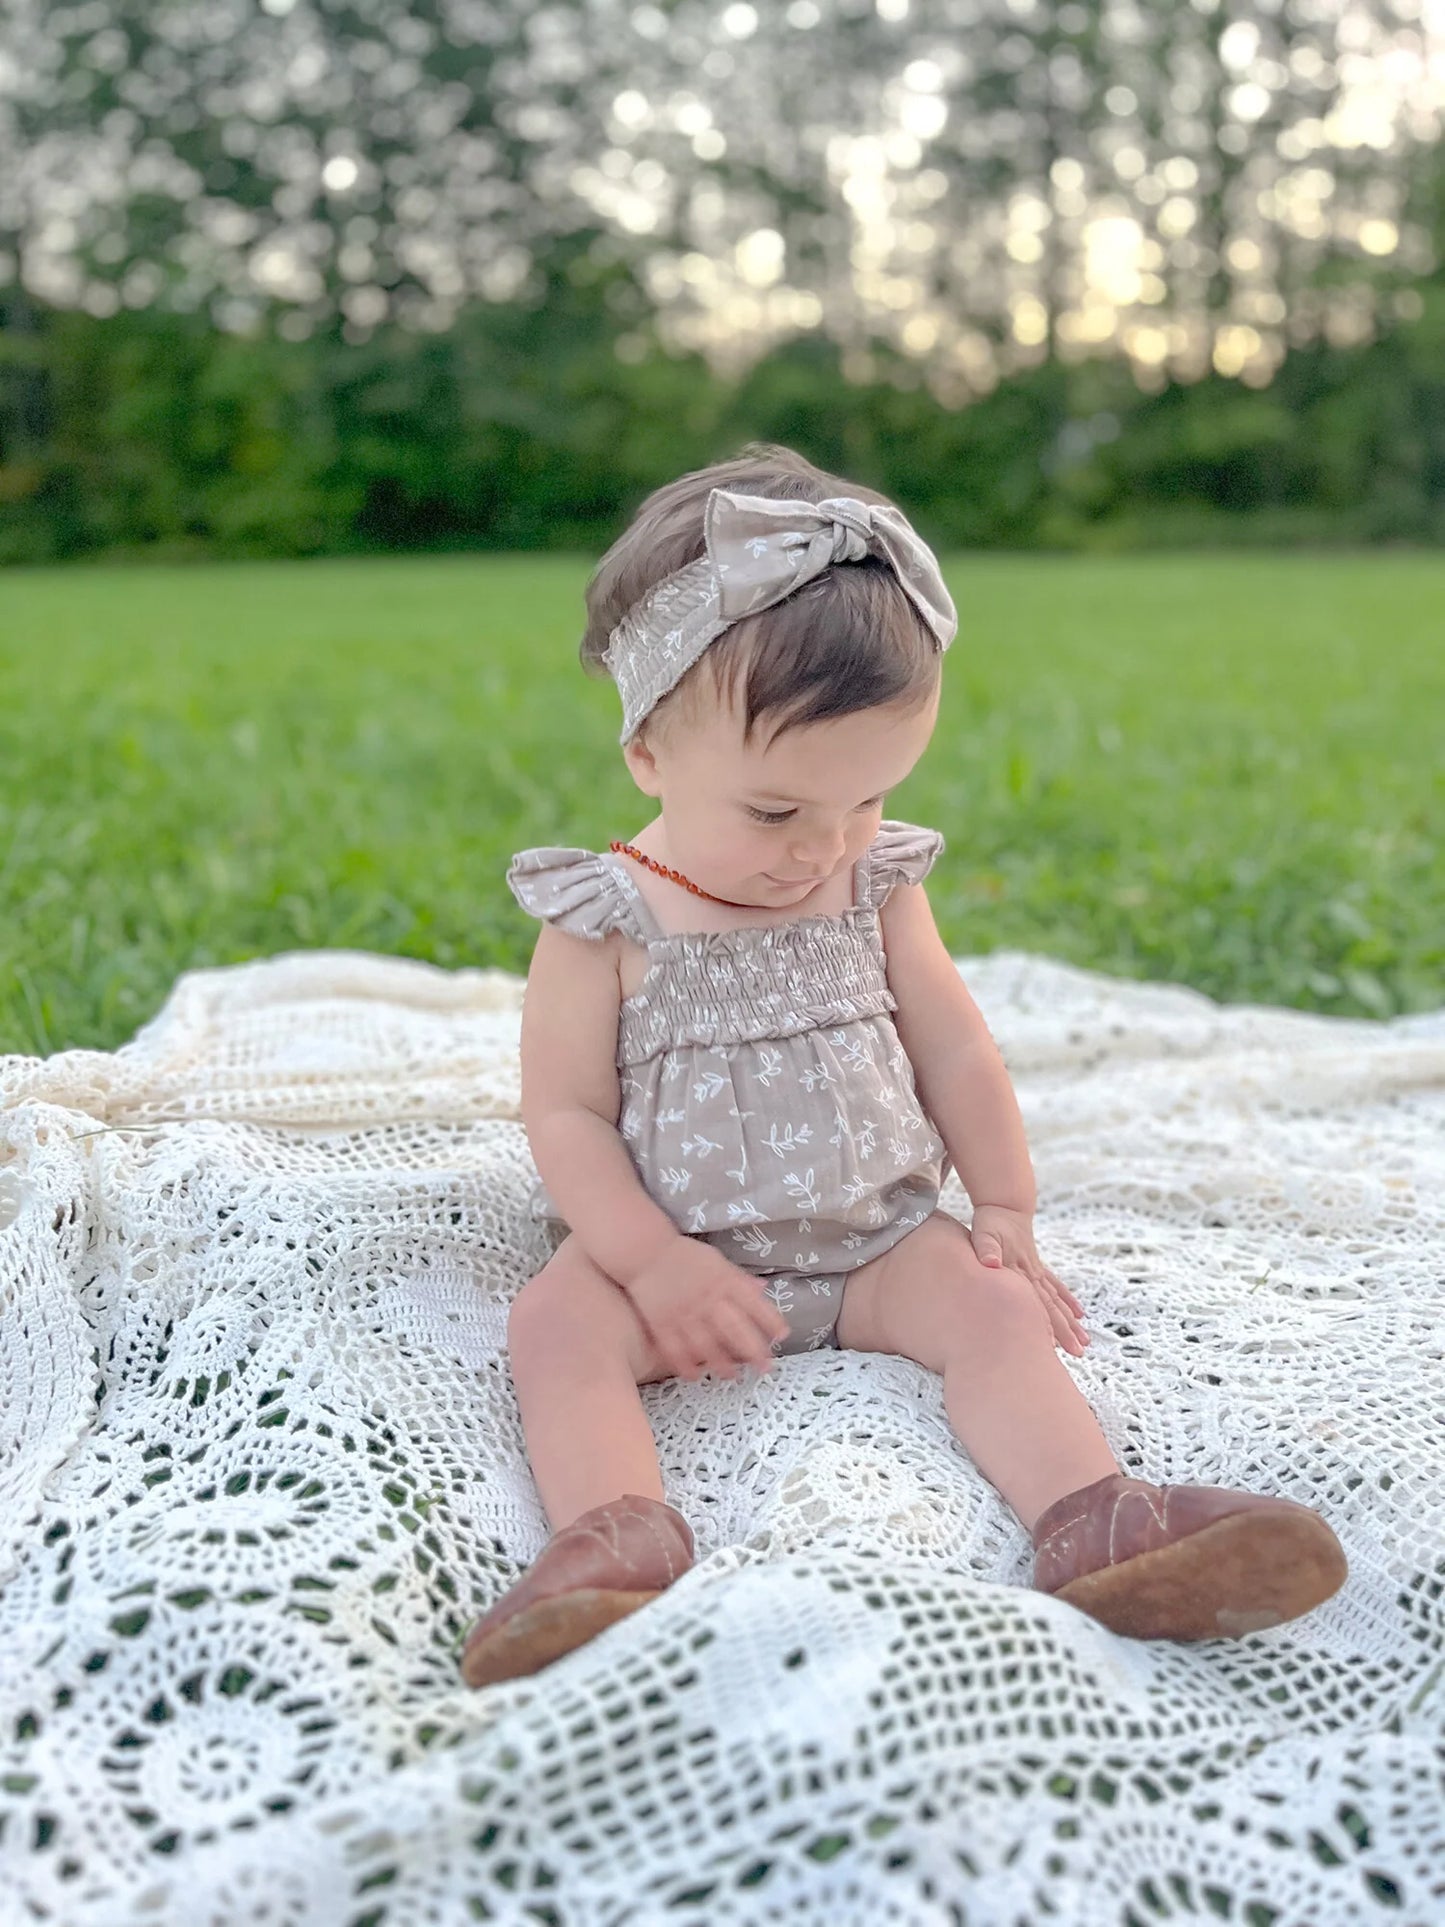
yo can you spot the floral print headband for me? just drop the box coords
[602,487,958,743]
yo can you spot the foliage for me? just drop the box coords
[0,0,1428,374]
[2,230,1442,566]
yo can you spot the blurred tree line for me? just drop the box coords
[4,0,1443,561]
[4,0,1438,381]
[1,211,1442,564]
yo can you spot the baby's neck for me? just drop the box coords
[619,826,858,938]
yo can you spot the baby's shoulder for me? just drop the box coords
[507,845,653,947]
[861,819,945,907]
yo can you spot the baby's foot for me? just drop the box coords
[460,1493,695,1687]
[1031,1473,1348,1640]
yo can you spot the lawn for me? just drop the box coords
[0,550,1440,1057]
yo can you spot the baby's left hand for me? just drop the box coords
[969,1203,1089,1357]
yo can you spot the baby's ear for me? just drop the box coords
[623,730,664,797]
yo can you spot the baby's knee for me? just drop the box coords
[506,1273,553,1358]
[952,1256,1052,1349]
[506,1264,583,1365]
[506,1251,630,1370]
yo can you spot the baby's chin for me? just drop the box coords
[758,872,828,901]
[694,863,835,907]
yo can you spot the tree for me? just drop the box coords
[0,0,1439,394]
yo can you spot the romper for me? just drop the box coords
[506,820,952,1357]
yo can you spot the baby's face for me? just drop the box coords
[625,682,940,908]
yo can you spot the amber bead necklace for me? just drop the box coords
[609,840,758,908]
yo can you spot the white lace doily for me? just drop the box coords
[1,949,1441,1925]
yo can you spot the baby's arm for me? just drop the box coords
[879,879,1035,1212]
[880,877,1089,1348]
[518,920,683,1289]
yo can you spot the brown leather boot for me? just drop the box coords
[460,1493,695,1688]
[1031,1473,1348,1641]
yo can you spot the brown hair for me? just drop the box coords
[579,442,943,746]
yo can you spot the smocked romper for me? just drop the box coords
[507,820,953,1357]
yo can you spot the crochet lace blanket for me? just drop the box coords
[1,949,1441,1925]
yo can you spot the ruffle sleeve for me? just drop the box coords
[507,847,638,942]
[863,819,945,907]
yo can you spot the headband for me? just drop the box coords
[602,486,957,743]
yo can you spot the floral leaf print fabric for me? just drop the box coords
[507,821,949,1354]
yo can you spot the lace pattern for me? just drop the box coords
[0,948,1439,1923]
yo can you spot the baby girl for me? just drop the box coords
[460,442,1347,1688]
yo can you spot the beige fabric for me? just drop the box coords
[1,947,1440,1922]
[601,487,958,741]
[506,820,948,1351]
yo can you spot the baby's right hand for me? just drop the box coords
[622,1238,790,1382]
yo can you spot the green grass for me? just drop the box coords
[1,550,1441,1057]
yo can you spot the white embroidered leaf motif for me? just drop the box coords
[762,1277,795,1313]
[764,1122,813,1159]
[680,1134,724,1158]
[754,1046,785,1087]
[781,1169,820,1212]
[732,1224,778,1260]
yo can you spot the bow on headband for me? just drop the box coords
[604,486,957,742]
[707,489,956,645]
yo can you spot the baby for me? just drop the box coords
[460,442,1347,1688]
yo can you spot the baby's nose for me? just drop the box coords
[789,825,848,870]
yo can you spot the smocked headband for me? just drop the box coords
[602,486,957,742]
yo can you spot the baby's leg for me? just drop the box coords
[835,1211,1120,1532]
[834,1214,1350,1642]
[507,1234,676,1531]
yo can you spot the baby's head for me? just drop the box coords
[581,443,954,908]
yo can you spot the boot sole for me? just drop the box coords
[461,1588,663,1688]
[1053,1506,1348,1640]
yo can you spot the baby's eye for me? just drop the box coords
[745,797,886,824]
